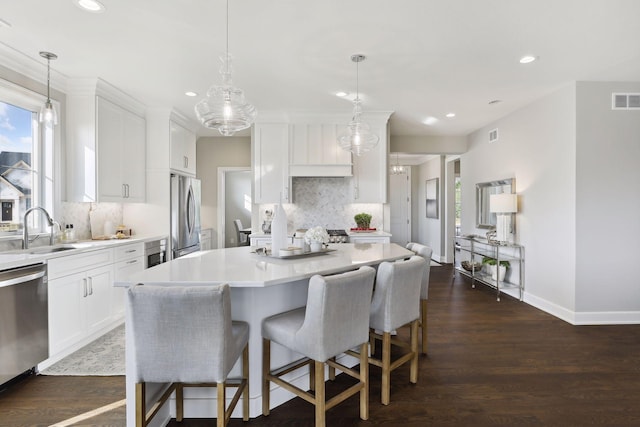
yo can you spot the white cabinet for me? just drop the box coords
[349,235,391,244]
[112,242,144,318]
[170,120,197,176]
[48,248,115,356]
[348,114,390,203]
[66,79,146,203]
[96,96,146,202]
[289,123,352,177]
[253,122,291,203]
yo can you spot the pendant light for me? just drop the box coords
[195,0,256,136]
[390,153,406,175]
[337,54,379,156]
[39,51,58,126]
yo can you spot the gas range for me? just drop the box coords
[327,229,348,243]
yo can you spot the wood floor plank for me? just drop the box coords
[2,265,639,426]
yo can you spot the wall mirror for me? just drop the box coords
[476,178,515,229]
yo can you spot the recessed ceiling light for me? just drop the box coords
[185,91,198,97]
[488,99,502,105]
[335,91,348,97]
[519,55,537,64]
[0,18,12,28]
[75,0,105,13]
[445,113,456,118]
[423,116,439,126]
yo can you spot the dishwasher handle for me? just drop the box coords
[0,270,46,289]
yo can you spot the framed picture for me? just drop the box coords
[426,178,438,219]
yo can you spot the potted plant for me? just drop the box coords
[482,257,510,282]
[354,213,372,230]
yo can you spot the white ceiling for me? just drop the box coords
[2,0,640,140]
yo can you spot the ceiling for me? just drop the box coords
[2,0,640,140]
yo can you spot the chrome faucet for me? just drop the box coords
[22,207,56,249]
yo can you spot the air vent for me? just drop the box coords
[612,93,640,110]
[489,128,498,143]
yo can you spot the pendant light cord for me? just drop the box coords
[226,0,229,76]
[46,57,51,102]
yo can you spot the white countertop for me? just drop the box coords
[249,230,392,238]
[117,243,412,288]
[0,234,167,270]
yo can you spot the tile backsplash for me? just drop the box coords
[0,202,123,252]
[259,177,383,232]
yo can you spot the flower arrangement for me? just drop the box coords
[304,226,329,244]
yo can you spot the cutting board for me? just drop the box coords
[89,209,107,239]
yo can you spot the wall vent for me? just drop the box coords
[489,128,498,143]
[612,93,640,110]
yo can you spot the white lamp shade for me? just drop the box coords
[490,193,517,213]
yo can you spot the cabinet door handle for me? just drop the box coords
[126,259,138,265]
[126,184,130,198]
[83,278,88,297]
[184,156,188,168]
[122,184,127,198]
[125,249,136,253]
[88,277,93,295]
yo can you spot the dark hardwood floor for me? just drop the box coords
[2,264,639,426]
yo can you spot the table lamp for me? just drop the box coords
[490,193,518,243]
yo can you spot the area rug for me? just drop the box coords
[41,324,125,376]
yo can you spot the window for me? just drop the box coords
[0,78,56,236]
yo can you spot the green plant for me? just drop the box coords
[354,213,372,229]
[482,257,510,268]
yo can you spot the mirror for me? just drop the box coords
[476,178,515,229]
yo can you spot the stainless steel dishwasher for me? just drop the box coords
[0,263,48,387]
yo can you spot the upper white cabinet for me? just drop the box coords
[253,121,291,204]
[349,113,391,203]
[170,120,197,176]
[289,122,352,177]
[66,78,146,203]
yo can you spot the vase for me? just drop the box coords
[309,242,323,252]
[490,265,507,282]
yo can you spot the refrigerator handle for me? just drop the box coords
[187,184,195,236]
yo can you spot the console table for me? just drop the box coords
[454,235,524,301]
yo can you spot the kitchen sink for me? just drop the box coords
[28,245,79,254]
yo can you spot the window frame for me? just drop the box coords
[0,77,61,238]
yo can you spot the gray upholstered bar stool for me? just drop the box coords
[127,284,249,427]
[364,255,426,405]
[262,266,376,427]
[406,242,433,354]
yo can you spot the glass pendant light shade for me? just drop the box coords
[38,51,58,126]
[195,56,256,136]
[338,54,378,156]
[390,153,406,174]
[337,99,379,156]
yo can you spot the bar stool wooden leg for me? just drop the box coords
[217,381,225,427]
[135,383,146,427]
[421,299,428,354]
[262,338,271,416]
[410,319,419,384]
[315,361,326,427]
[242,344,250,421]
[359,342,369,420]
[381,331,391,405]
[175,383,184,422]
[328,357,336,380]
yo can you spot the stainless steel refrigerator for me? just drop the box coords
[170,173,201,259]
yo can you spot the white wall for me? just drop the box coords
[575,82,640,318]
[414,156,445,260]
[463,83,578,318]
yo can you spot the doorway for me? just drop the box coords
[217,168,251,248]
[389,166,411,246]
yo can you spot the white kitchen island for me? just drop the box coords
[116,243,413,426]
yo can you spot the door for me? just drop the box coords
[390,169,411,246]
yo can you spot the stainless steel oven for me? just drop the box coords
[145,238,167,268]
[0,263,48,387]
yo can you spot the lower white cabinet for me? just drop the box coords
[112,243,144,318]
[47,248,116,358]
[200,228,213,250]
[348,235,391,244]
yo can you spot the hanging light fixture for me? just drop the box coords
[390,153,406,175]
[39,51,58,126]
[337,54,379,156]
[194,0,256,136]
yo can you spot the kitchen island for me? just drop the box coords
[116,243,413,426]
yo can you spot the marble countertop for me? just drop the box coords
[116,243,412,288]
[0,234,167,270]
[249,230,392,238]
